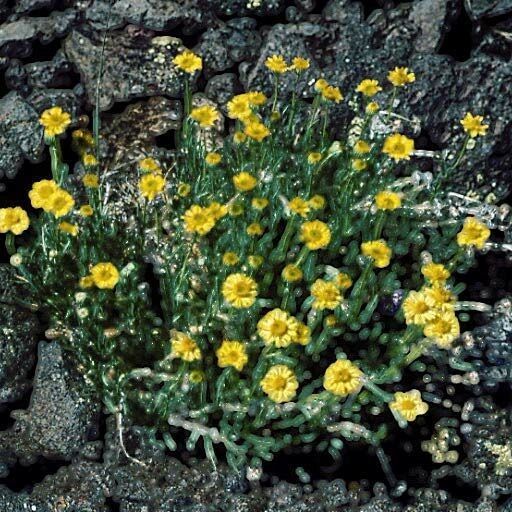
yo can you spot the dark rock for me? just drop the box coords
[0,341,100,463]
[466,0,512,20]
[0,264,38,404]
[205,72,240,105]
[64,27,190,110]
[23,49,77,90]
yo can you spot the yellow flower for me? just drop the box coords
[90,262,119,289]
[257,308,299,347]
[244,122,270,142]
[282,264,303,283]
[460,112,488,138]
[265,54,288,73]
[314,78,328,92]
[375,191,402,210]
[216,340,248,371]
[39,106,71,137]
[222,273,258,308]
[294,321,311,346]
[248,255,264,268]
[47,189,75,218]
[323,360,362,396]
[300,220,331,250]
[79,275,94,289]
[356,79,382,97]
[311,279,342,310]
[82,173,99,188]
[0,207,30,235]
[233,172,258,192]
[252,197,268,210]
[325,315,337,327]
[229,203,244,216]
[352,159,368,171]
[456,217,490,249]
[205,202,227,221]
[227,96,251,120]
[361,239,392,268]
[424,284,456,310]
[72,129,94,147]
[289,197,310,218]
[291,56,310,71]
[205,151,222,166]
[183,205,216,235]
[308,195,326,210]
[402,290,436,325]
[79,205,94,217]
[139,173,166,201]
[139,157,161,173]
[82,153,98,167]
[334,272,352,290]
[387,67,416,87]
[190,105,219,128]
[421,263,450,283]
[233,131,247,144]
[382,133,414,161]
[171,332,201,361]
[307,152,322,164]
[244,91,267,106]
[321,85,343,103]
[247,222,263,236]
[366,101,379,114]
[172,49,202,73]
[178,183,191,197]
[260,365,298,403]
[28,179,58,209]
[58,221,78,236]
[222,252,239,266]
[423,311,460,348]
[189,370,204,383]
[354,140,371,155]
[389,390,428,422]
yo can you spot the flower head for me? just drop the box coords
[310,279,342,310]
[321,85,343,103]
[323,360,362,396]
[233,172,258,192]
[354,140,371,155]
[90,262,119,289]
[375,191,402,210]
[190,105,219,128]
[177,183,191,197]
[233,131,247,144]
[288,197,310,218]
[216,340,248,371]
[387,67,415,87]
[257,308,298,347]
[139,157,161,173]
[222,273,258,308]
[461,112,488,138]
[456,217,490,249]
[173,50,202,73]
[206,202,227,221]
[382,133,414,161]
[222,252,239,266]
[58,221,78,236]
[389,390,428,421]
[361,239,392,268]
[352,159,368,171]
[171,332,201,361]
[248,255,264,268]
[183,205,216,235]
[82,173,99,188]
[356,79,382,97]
[314,78,328,92]
[29,179,58,209]
[260,365,298,403]
[307,152,322,164]
[424,311,460,348]
[0,207,30,235]
[47,189,75,218]
[295,321,311,345]
[424,284,456,311]
[205,152,222,166]
[265,55,288,73]
[252,197,269,210]
[300,220,331,250]
[82,154,97,167]
[366,101,379,114]
[79,205,94,217]
[335,272,352,290]
[402,290,436,325]
[39,106,71,137]
[308,194,326,210]
[227,96,251,120]
[422,263,450,283]
[247,222,263,236]
[291,57,310,71]
[244,122,270,142]
[282,264,303,283]
[244,91,267,106]
[139,173,166,201]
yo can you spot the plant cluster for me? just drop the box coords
[0,50,496,474]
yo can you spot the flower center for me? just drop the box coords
[270,320,288,336]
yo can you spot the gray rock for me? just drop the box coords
[466,0,512,20]
[205,72,240,105]
[64,27,191,110]
[1,341,100,463]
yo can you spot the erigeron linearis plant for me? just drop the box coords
[0,49,497,474]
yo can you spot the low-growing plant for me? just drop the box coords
[1,51,501,475]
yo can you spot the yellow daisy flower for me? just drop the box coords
[356,79,382,97]
[456,217,490,250]
[423,311,460,348]
[361,239,392,268]
[90,262,119,289]
[244,122,270,142]
[389,390,428,421]
[382,133,415,161]
[227,96,251,120]
[222,273,258,308]
[248,255,264,268]
[47,189,75,218]
[139,173,166,201]
[247,222,263,236]
[308,194,326,210]
[0,207,30,235]
[282,264,303,283]
[171,331,201,361]
[233,131,247,144]
[205,202,227,221]
[228,203,244,216]
[252,197,269,210]
[307,152,322,164]
[216,340,248,371]
[334,272,352,290]
[366,101,379,114]
[260,365,298,403]
[402,290,436,325]
[424,284,456,310]
[190,105,219,128]
[387,67,415,87]
[300,220,331,250]
[28,179,58,209]
[265,54,288,73]
[323,360,362,396]
[321,85,343,103]
[289,197,310,218]
[79,205,94,217]
[222,252,239,266]
[354,140,371,154]
[58,221,78,236]
[314,78,329,92]
[233,172,258,192]
[421,263,450,283]
[172,49,202,73]
[139,157,161,173]
[79,275,94,289]
[352,158,368,171]
[375,191,402,210]
[257,308,298,347]
[460,112,488,138]
[177,183,191,197]
[291,56,310,71]
[82,153,97,167]
[39,106,71,137]
[311,279,342,310]
[183,205,216,235]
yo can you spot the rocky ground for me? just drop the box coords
[1,0,512,510]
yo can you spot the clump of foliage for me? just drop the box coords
[0,50,495,474]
